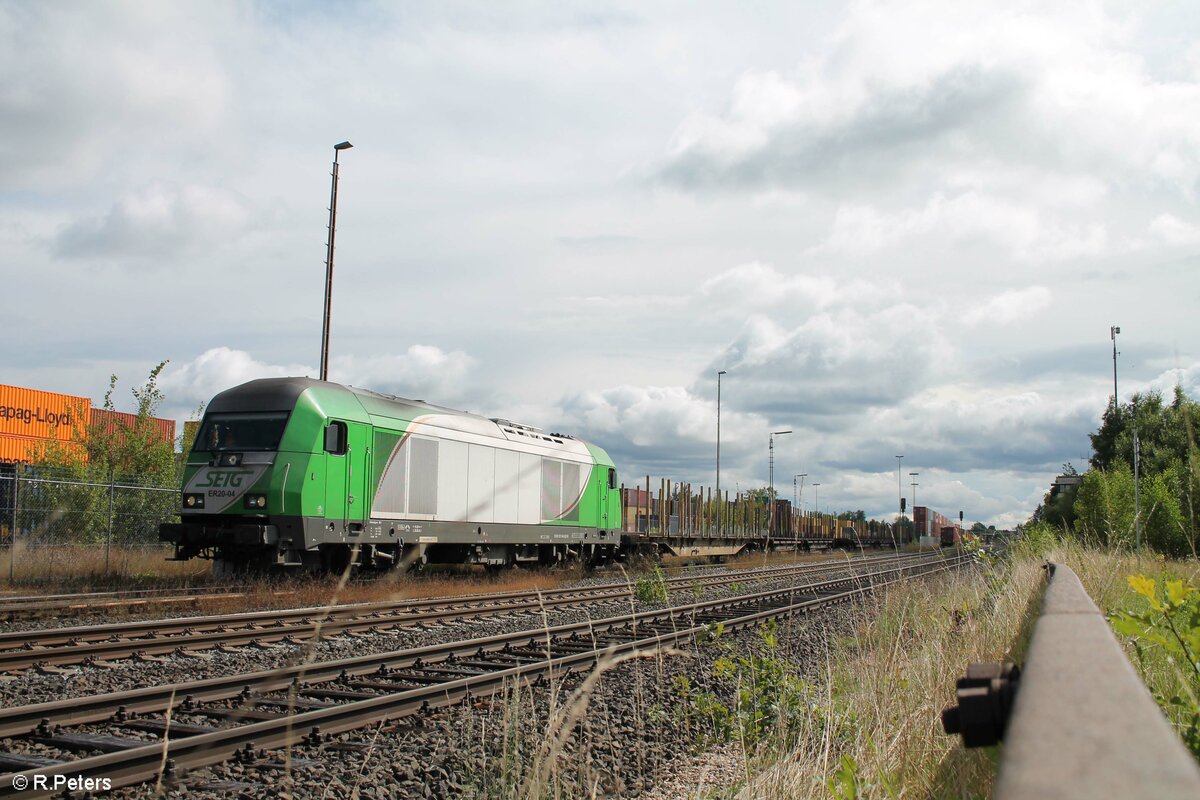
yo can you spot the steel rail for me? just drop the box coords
[0,553,922,674]
[0,552,858,611]
[0,551,903,645]
[0,553,960,742]
[0,553,918,672]
[0,588,261,618]
[0,585,242,606]
[0,554,963,796]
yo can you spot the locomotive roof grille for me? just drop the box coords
[490,418,543,434]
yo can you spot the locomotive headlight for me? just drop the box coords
[184,493,204,509]
[244,494,268,510]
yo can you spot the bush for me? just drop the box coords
[1012,521,1059,559]
[1074,465,1135,546]
[1110,573,1200,758]
[634,566,668,604]
[1141,471,1189,557]
[1072,464,1192,556]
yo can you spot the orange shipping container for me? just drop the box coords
[89,408,176,447]
[0,433,85,463]
[0,384,90,443]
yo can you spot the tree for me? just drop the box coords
[1040,463,1081,530]
[1073,464,1134,547]
[1140,472,1188,557]
[1092,389,1200,477]
[29,362,179,544]
[1074,387,1199,555]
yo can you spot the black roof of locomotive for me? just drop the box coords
[206,377,331,414]
[205,378,468,419]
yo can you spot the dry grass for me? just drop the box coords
[1046,538,1200,612]
[0,542,206,589]
[0,542,869,610]
[0,544,585,616]
[243,568,579,614]
[1044,539,1200,749]
[726,556,1046,799]
[418,554,1045,800]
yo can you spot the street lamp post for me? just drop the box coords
[1110,325,1121,413]
[910,472,920,541]
[716,370,727,532]
[320,141,354,382]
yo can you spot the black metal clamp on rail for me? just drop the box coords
[942,561,1200,800]
[941,661,1019,747]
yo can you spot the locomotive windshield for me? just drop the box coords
[195,412,289,452]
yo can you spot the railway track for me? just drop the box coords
[0,551,965,796]
[0,585,264,620]
[0,552,913,673]
[0,552,856,621]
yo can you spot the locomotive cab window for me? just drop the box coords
[196,412,288,452]
[608,468,617,490]
[324,421,348,455]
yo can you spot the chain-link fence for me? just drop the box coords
[0,466,182,583]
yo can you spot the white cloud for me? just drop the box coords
[964,286,1053,326]
[698,262,896,319]
[159,348,312,415]
[0,4,229,188]
[53,183,254,260]
[160,344,477,417]
[710,300,954,417]
[816,193,1108,262]
[334,346,477,406]
[553,383,771,485]
[1148,212,1200,245]
[660,2,1200,198]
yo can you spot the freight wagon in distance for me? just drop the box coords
[160,378,622,574]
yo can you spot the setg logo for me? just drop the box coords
[196,470,253,489]
[185,464,267,512]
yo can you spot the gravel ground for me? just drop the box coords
[0,561,900,798]
[0,566,839,708]
[0,559,862,710]
[106,601,857,800]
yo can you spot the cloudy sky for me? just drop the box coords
[4,1,1199,528]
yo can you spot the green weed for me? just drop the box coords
[634,566,669,604]
[1110,573,1200,757]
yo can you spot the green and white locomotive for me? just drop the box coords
[160,378,623,573]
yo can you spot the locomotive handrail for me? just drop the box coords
[993,562,1200,799]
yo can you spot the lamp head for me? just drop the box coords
[334,141,353,150]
